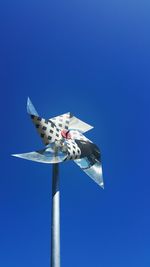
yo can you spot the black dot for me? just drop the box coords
[37,117,42,121]
[59,123,62,128]
[42,126,47,131]
[48,136,52,140]
[50,122,55,128]
[41,133,45,138]
[50,129,53,134]
[36,124,39,128]
[31,115,35,119]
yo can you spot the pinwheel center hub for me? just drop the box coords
[61,129,71,139]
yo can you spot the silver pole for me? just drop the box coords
[51,163,60,267]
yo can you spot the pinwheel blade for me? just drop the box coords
[74,158,104,188]
[27,97,39,116]
[12,146,68,164]
[27,98,62,146]
[69,115,93,133]
[84,161,104,188]
[50,113,93,133]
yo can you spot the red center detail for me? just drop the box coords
[61,129,71,139]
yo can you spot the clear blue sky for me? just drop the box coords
[1,0,150,266]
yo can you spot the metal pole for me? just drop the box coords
[51,163,60,267]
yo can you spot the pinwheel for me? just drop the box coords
[12,98,104,267]
[13,98,104,188]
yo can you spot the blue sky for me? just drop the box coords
[1,0,150,266]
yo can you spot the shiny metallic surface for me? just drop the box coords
[51,164,60,267]
[69,115,93,133]
[74,158,104,188]
[27,97,39,116]
[12,144,68,163]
